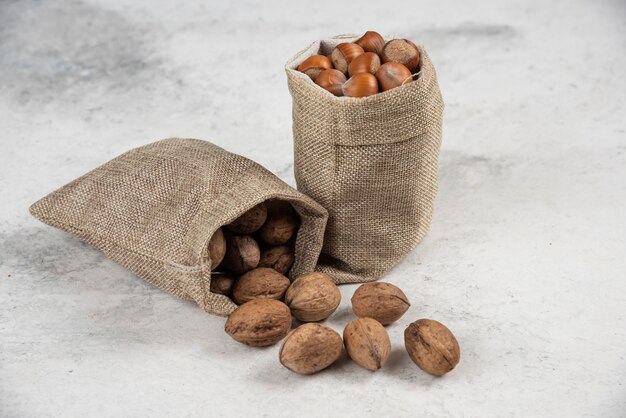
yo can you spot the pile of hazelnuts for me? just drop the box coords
[297,31,421,98]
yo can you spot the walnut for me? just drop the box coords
[224,299,291,347]
[343,317,390,371]
[351,282,410,325]
[207,228,226,269]
[209,272,235,296]
[284,272,340,322]
[258,245,295,275]
[279,323,343,375]
[232,267,290,305]
[220,232,260,274]
[404,319,460,376]
[226,202,268,234]
[258,200,300,245]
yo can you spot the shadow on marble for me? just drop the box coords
[0,226,231,348]
[328,305,355,324]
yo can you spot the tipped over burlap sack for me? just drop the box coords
[286,36,444,284]
[29,138,328,316]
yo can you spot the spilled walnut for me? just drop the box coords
[351,281,410,325]
[224,299,291,347]
[232,267,290,305]
[284,272,340,322]
[404,319,460,376]
[279,323,343,375]
[343,317,391,371]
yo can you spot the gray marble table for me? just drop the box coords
[1,0,624,416]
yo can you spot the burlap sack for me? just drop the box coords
[285,36,444,284]
[29,138,328,316]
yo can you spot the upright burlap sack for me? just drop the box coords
[286,36,444,284]
[29,138,328,316]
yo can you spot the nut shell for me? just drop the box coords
[297,55,333,81]
[331,43,364,74]
[375,62,413,92]
[351,282,410,325]
[284,272,340,322]
[343,318,391,371]
[315,69,347,97]
[381,39,420,72]
[221,233,260,274]
[342,72,379,98]
[279,323,343,375]
[303,67,328,82]
[210,272,235,296]
[232,267,290,305]
[225,299,291,347]
[258,245,295,275]
[208,228,226,269]
[226,203,267,234]
[258,200,300,246]
[355,31,385,55]
[348,52,381,77]
[404,319,460,376]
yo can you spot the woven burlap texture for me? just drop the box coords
[29,138,328,316]
[285,37,444,284]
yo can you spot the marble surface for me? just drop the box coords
[1,0,625,416]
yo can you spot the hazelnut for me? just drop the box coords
[224,299,291,347]
[232,267,290,305]
[297,54,333,81]
[226,202,267,234]
[343,318,391,371]
[220,232,260,274]
[381,39,420,72]
[258,200,300,246]
[279,323,343,375]
[342,73,379,98]
[208,227,226,269]
[258,245,295,275]
[355,31,385,55]
[405,319,460,376]
[348,52,381,77]
[315,69,347,97]
[331,43,364,74]
[284,272,340,322]
[351,282,410,325]
[210,272,236,296]
[375,62,413,92]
